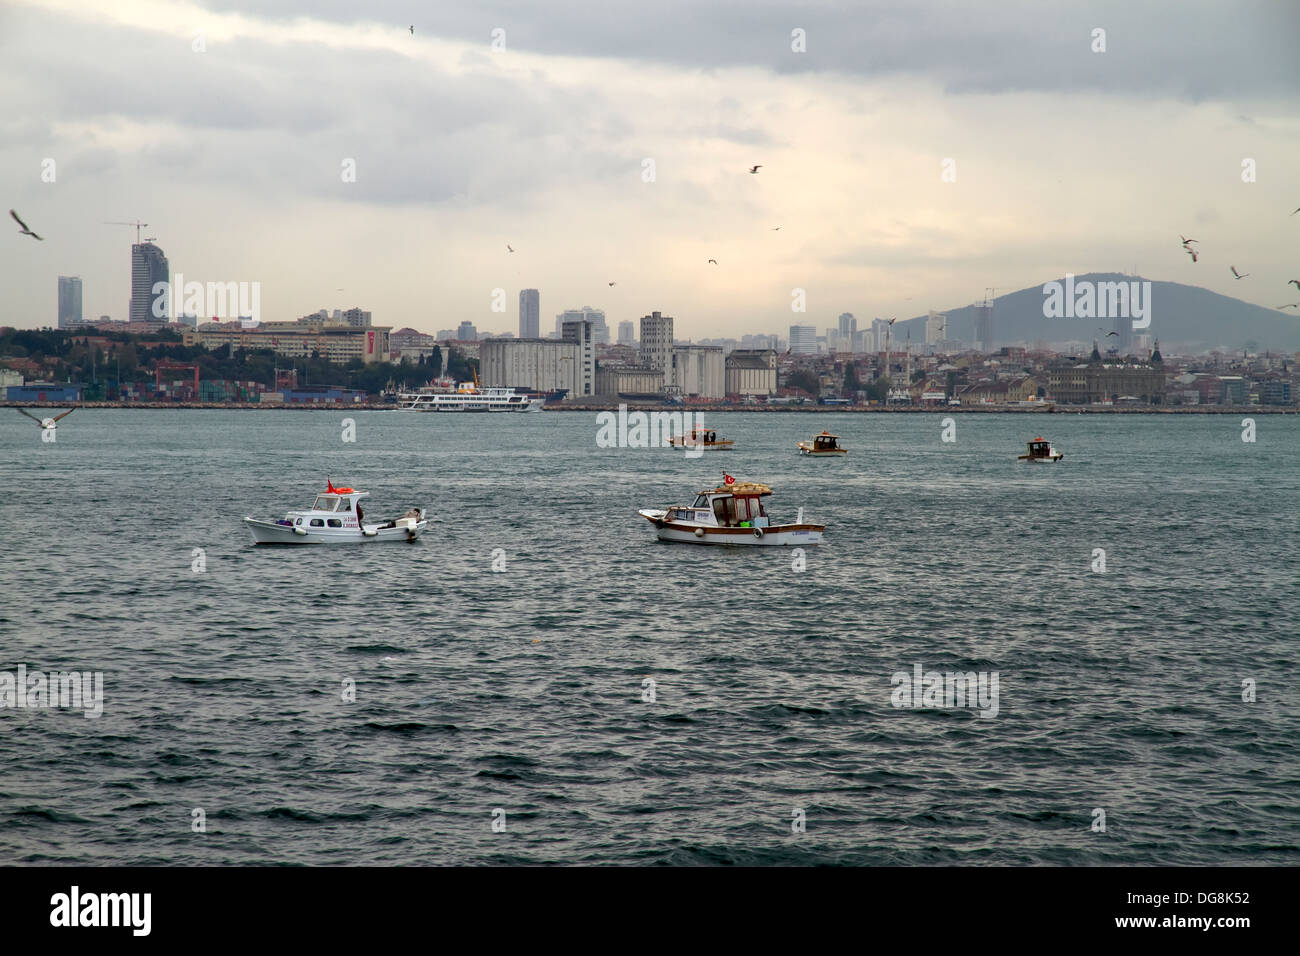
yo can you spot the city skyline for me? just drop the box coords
[3,1,1298,339]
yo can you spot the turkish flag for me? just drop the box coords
[723,473,735,485]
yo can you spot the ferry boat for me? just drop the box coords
[395,375,541,412]
[1017,436,1064,463]
[667,427,734,450]
[637,476,824,546]
[797,430,847,456]
[243,481,428,544]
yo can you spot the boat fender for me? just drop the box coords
[753,527,764,539]
[694,527,705,538]
[363,527,378,537]
[293,526,308,536]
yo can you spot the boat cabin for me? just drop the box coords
[278,489,369,530]
[812,432,840,452]
[1025,437,1053,457]
[663,482,773,528]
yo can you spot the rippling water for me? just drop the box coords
[1,409,1297,865]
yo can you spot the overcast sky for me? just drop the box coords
[2,0,1298,337]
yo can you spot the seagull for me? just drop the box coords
[1231,266,1248,279]
[1180,235,1197,246]
[707,258,717,265]
[607,281,616,286]
[506,244,514,253]
[771,226,781,230]
[1292,207,1300,216]
[9,209,42,241]
[1185,246,1199,263]
[16,407,74,430]
[1277,303,1299,310]
[1289,279,1300,290]
[748,165,762,174]
[409,25,414,35]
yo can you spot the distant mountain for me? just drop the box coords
[898,273,1300,352]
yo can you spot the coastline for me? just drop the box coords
[2,401,1291,414]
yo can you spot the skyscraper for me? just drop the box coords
[639,311,674,378]
[130,241,169,324]
[57,276,83,328]
[557,306,608,345]
[519,289,539,339]
[788,325,817,355]
[837,312,857,337]
[617,320,635,346]
[974,304,993,352]
[925,311,947,345]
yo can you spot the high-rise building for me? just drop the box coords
[974,304,993,352]
[561,317,596,396]
[558,306,608,345]
[871,318,891,353]
[837,312,857,338]
[639,311,674,378]
[457,320,478,341]
[788,325,817,355]
[925,311,947,345]
[130,242,169,324]
[339,308,371,328]
[57,276,83,328]
[617,320,635,346]
[519,289,540,339]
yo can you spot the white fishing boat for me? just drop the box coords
[244,481,428,544]
[637,476,824,546]
[395,375,541,412]
[797,430,847,456]
[1017,436,1064,463]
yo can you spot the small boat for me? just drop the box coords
[637,477,824,546]
[797,431,847,456]
[667,427,734,450]
[244,481,428,544]
[1017,436,1064,463]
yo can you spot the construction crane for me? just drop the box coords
[103,220,149,244]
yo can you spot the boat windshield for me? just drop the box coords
[693,495,708,507]
[313,496,338,511]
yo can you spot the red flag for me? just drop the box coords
[723,473,735,485]
[327,477,337,492]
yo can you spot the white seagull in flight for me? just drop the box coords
[16,407,74,430]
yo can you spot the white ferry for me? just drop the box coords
[244,481,428,544]
[637,477,824,546]
[395,376,541,412]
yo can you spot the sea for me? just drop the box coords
[1,409,1297,865]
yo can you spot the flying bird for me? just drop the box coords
[1231,266,1248,279]
[1291,207,1300,216]
[15,407,74,430]
[1289,279,1300,290]
[506,245,514,253]
[771,226,781,231]
[1278,303,1300,310]
[1185,246,1199,263]
[409,25,414,35]
[707,258,717,265]
[748,165,762,174]
[1180,235,1197,245]
[607,281,616,286]
[9,209,42,241]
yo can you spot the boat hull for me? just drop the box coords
[243,517,428,544]
[638,510,822,546]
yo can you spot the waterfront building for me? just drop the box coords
[725,349,778,396]
[480,338,580,394]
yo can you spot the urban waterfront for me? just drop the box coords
[1,410,1296,864]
